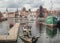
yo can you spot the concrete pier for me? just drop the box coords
[0,23,20,43]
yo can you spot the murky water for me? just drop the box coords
[18,19,60,43]
[0,18,16,35]
[0,18,60,43]
[0,21,9,35]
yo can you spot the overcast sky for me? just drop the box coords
[0,0,60,12]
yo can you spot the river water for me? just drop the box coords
[0,18,60,43]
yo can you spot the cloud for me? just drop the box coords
[7,3,19,8]
[0,0,60,11]
[0,0,43,8]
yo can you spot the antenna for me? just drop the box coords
[6,8,8,18]
[16,8,18,12]
[50,0,53,11]
[6,8,8,12]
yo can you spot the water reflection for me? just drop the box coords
[0,18,16,35]
[0,17,60,43]
[0,21,9,35]
[36,17,60,43]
